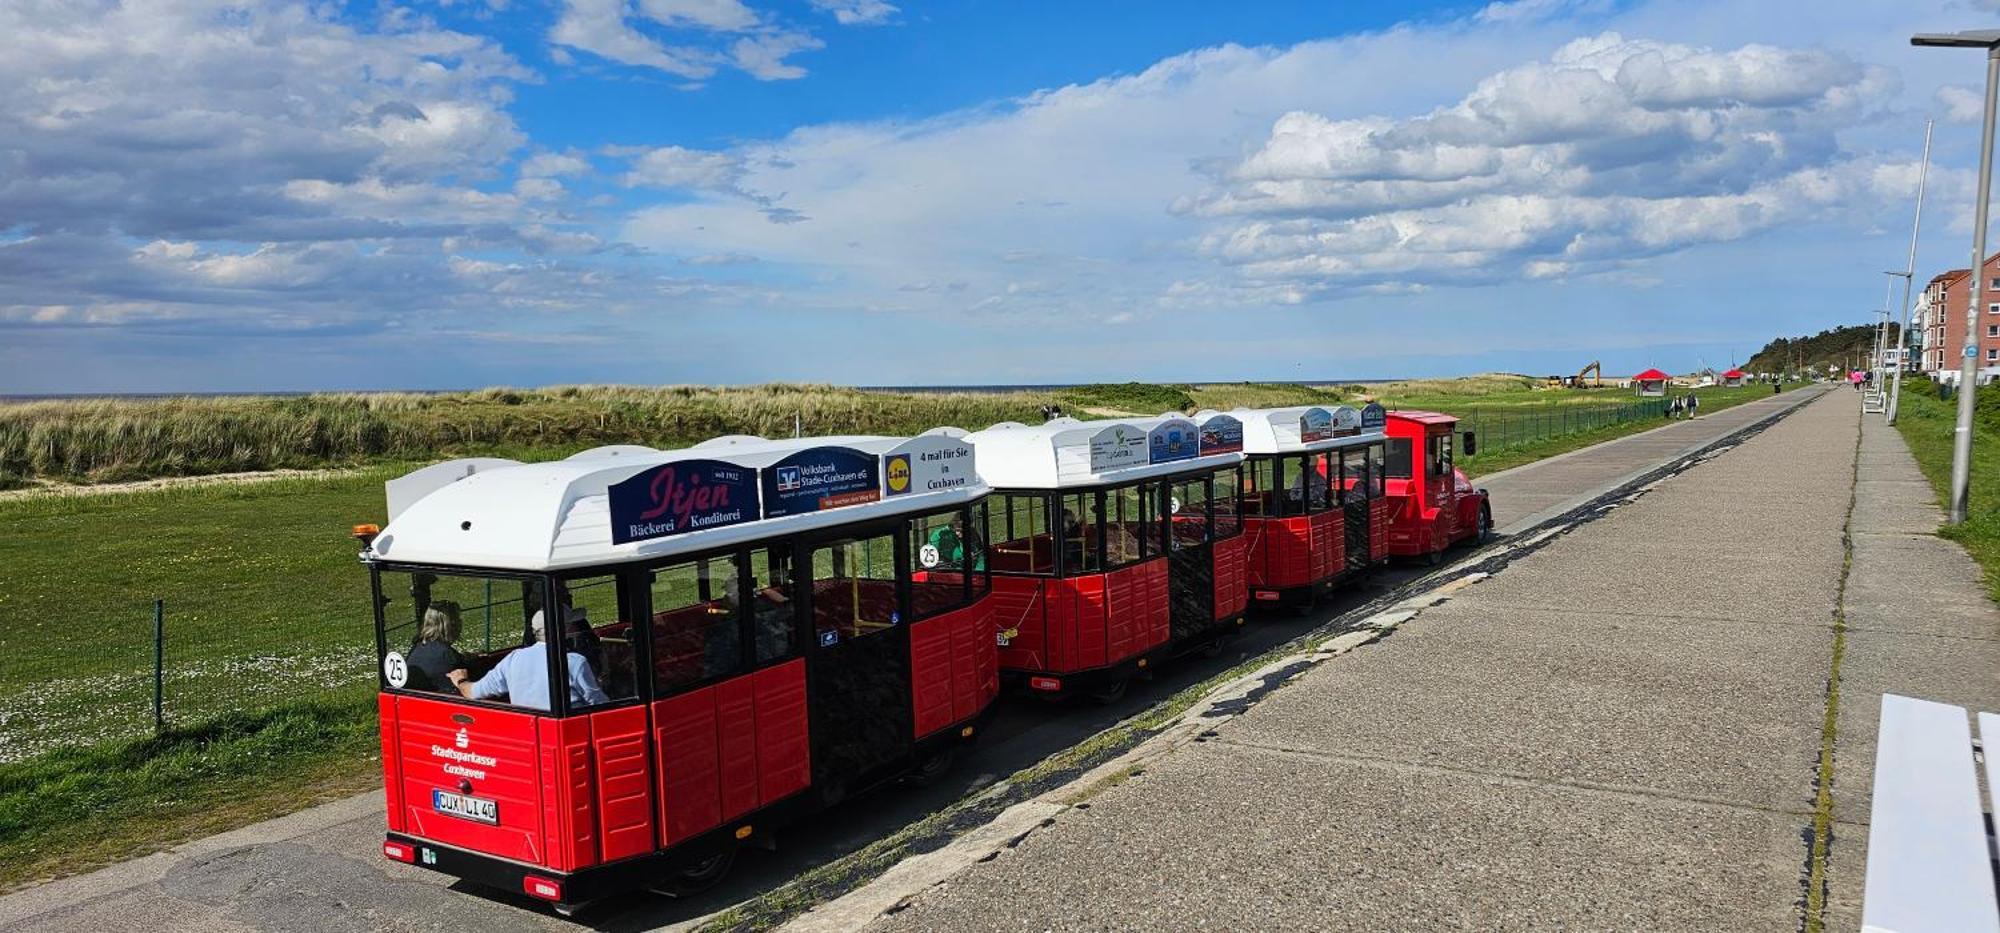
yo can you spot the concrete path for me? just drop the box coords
[0,388,1833,933]
[1822,411,2000,930]
[868,390,1945,932]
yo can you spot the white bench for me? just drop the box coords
[1862,694,2000,932]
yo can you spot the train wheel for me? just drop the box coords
[906,747,957,787]
[1201,636,1228,658]
[1477,505,1494,543]
[1087,676,1130,705]
[655,844,737,897]
[1423,547,1443,567]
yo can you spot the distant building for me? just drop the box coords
[1920,259,2000,383]
[1916,268,1968,376]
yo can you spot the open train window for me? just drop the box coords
[554,575,637,710]
[375,569,548,708]
[648,554,749,693]
[810,533,900,645]
[910,505,989,621]
[1211,467,1242,539]
[986,492,1054,576]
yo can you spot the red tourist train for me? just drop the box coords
[1382,410,1492,561]
[959,414,1249,702]
[358,431,994,913]
[1226,404,1392,609]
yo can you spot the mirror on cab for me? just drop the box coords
[1461,430,1478,458]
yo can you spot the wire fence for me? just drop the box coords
[1,597,377,764]
[1453,397,1671,456]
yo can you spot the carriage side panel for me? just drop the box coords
[716,677,761,823]
[653,689,722,846]
[587,704,654,863]
[752,660,811,805]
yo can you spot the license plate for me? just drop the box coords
[432,789,498,825]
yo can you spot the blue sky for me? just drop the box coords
[2,0,1996,392]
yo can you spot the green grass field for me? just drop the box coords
[0,375,1799,890]
[1891,381,2000,601]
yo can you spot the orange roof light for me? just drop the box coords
[353,523,381,540]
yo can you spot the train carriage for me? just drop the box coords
[1225,405,1391,609]
[963,414,1246,703]
[358,431,996,913]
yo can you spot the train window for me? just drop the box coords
[1241,459,1275,518]
[968,500,992,599]
[910,507,981,620]
[1171,476,1210,548]
[1211,469,1242,539]
[1341,448,1371,503]
[376,570,544,701]
[554,576,636,710]
[1058,492,1101,575]
[1385,439,1413,479]
[810,533,900,645]
[649,555,748,693]
[987,492,1054,575]
[1427,434,1452,477]
[751,547,798,663]
[1104,484,1149,569]
[1305,452,1333,513]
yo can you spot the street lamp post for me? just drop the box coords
[1911,30,2000,524]
[1887,120,1935,426]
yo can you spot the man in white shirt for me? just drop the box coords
[450,608,610,711]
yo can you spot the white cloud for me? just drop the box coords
[550,0,823,81]
[730,31,825,81]
[622,145,744,189]
[1938,84,1985,123]
[521,150,593,177]
[810,0,898,26]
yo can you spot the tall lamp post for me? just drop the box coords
[1887,119,1934,425]
[1911,30,2000,524]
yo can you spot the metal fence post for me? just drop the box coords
[152,599,165,735]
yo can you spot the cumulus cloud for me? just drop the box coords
[810,0,898,26]
[1938,84,1986,123]
[622,146,745,189]
[0,0,704,338]
[550,0,822,81]
[1179,33,1908,293]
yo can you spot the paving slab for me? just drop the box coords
[1223,601,1830,812]
[875,742,1807,933]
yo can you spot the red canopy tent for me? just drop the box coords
[1722,368,1745,387]
[1632,368,1670,396]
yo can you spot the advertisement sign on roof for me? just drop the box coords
[1299,407,1334,443]
[608,459,760,545]
[1329,406,1363,437]
[1198,415,1243,455]
[882,435,975,497]
[1148,419,1200,464]
[1088,424,1147,472]
[1359,403,1388,430]
[762,446,881,518]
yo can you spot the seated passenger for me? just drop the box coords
[751,574,794,658]
[406,600,467,693]
[926,515,986,571]
[451,608,610,711]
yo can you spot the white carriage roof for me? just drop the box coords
[1220,406,1386,454]
[370,432,984,573]
[963,413,1243,489]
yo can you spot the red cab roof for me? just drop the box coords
[1385,410,1458,426]
[1633,368,1670,381]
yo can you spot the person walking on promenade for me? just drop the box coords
[1686,393,1699,419]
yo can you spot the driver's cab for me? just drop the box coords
[1382,410,1490,561]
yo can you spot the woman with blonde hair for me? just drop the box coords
[407,600,468,693]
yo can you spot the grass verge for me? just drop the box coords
[1891,382,2000,600]
[0,694,379,892]
[1461,383,1804,477]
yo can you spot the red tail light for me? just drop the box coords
[382,840,416,863]
[1254,590,1280,601]
[1028,676,1062,692]
[522,875,564,902]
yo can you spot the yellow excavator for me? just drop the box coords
[1559,361,1602,388]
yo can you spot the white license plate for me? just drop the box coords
[432,789,498,825]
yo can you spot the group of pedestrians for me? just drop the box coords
[1667,393,1701,420]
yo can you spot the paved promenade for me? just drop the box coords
[868,390,1995,932]
[7,386,1958,933]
